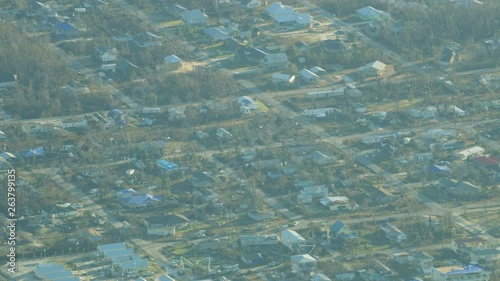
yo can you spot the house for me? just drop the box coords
[241,252,264,265]
[300,185,329,199]
[412,252,434,276]
[0,74,18,88]
[356,6,390,21]
[311,151,337,165]
[181,9,209,25]
[241,148,257,162]
[240,234,279,246]
[358,60,387,77]
[456,146,485,160]
[451,237,491,257]
[59,118,88,130]
[237,96,259,110]
[168,107,185,120]
[312,273,332,281]
[381,223,406,243]
[330,220,357,240]
[272,73,296,85]
[281,229,307,252]
[260,53,289,70]
[112,31,132,42]
[291,254,317,278]
[310,66,326,76]
[216,127,232,139]
[164,54,183,71]
[204,26,236,42]
[470,249,500,265]
[34,263,78,280]
[248,210,275,222]
[265,2,312,28]
[167,4,186,18]
[0,131,6,140]
[320,197,355,211]
[156,159,179,171]
[133,32,161,48]
[235,47,267,63]
[323,39,347,53]
[439,178,480,199]
[299,69,319,83]
[302,108,339,119]
[144,214,190,236]
[431,264,490,281]
[242,0,261,9]
[49,203,79,219]
[158,274,177,281]
[95,47,119,62]
[408,106,438,119]
[55,21,77,35]
[79,228,102,242]
[190,172,216,188]
[116,60,140,80]
[250,158,281,170]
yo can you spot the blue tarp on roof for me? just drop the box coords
[23,148,45,158]
[156,159,178,171]
[56,22,75,32]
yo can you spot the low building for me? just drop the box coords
[356,6,390,21]
[470,249,500,265]
[323,39,347,53]
[451,237,491,258]
[300,185,329,199]
[240,234,279,246]
[272,73,296,85]
[265,2,312,28]
[248,210,275,222]
[79,228,102,243]
[95,47,119,62]
[381,223,406,243]
[164,54,183,70]
[291,254,317,278]
[299,69,319,83]
[320,197,354,211]
[431,264,490,281]
[181,9,209,25]
[310,66,326,76]
[439,178,481,199]
[144,214,190,236]
[330,220,357,240]
[241,252,264,265]
[216,127,233,139]
[408,106,438,119]
[0,74,18,88]
[190,172,217,188]
[281,229,307,252]
[260,53,289,70]
[241,148,257,162]
[312,273,332,281]
[132,31,162,48]
[358,60,387,77]
[242,0,262,9]
[237,96,259,110]
[311,151,337,165]
[456,146,485,160]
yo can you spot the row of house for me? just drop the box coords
[34,263,79,281]
[96,242,148,277]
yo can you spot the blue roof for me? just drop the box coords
[156,159,178,171]
[427,164,451,173]
[445,264,486,275]
[124,194,161,206]
[23,148,44,158]
[56,22,75,32]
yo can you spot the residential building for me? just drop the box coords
[431,264,490,281]
[158,274,176,281]
[310,66,326,76]
[408,106,438,119]
[381,223,406,243]
[242,0,261,9]
[248,210,275,222]
[456,146,485,160]
[311,151,337,165]
[235,47,267,63]
[181,9,209,25]
[132,32,161,48]
[312,273,332,281]
[356,6,390,21]
[204,26,236,41]
[291,254,317,278]
[470,249,500,265]
[240,234,279,246]
[299,69,319,83]
[412,252,434,276]
[190,171,217,188]
[260,53,289,70]
[320,197,354,211]
[300,185,329,199]
[241,252,264,265]
[0,74,18,88]
[323,39,347,53]
[116,60,140,80]
[241,148,257,162]
[167,4,186,18]
[439,178,481,199]
[451,237,491,257]
[237,96,259,110]
[216,127,233,139]
[164,54,183,70]
[79,228,102,243]
[265,2,312,28]
[59,118,88,130]
[144,214,190,236]
[358,60,387,77]
[330,220,357,240]
[281,229,307,252]
[272,73,295,85]
[34,263,67,279]
[0,130,6,140]
[95,47,119,62]
[302,108,339,119]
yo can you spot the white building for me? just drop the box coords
[299,69,319,83]
[291,254,317,278]
[281,229,306,252]
[456,146,485,160]
[243,0,262,9]
[381,223,406,243]
[181,9,209,25]
[265,2,312,28]
[240,234,279,246]
[237,96,259,110]
[272,73,295,84]
[431,264,490,281]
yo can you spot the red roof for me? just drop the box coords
[474,156,500,166]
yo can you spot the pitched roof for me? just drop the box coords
[367,60,387,71]
[299,69,319,80]
[291,254,316,263]
[474,156,500,166]
[145,214,190,225]
[0,74,17,83]
[165,54,183,64]
[56,22,75,32]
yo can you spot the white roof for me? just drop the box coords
[165,54,183,64]
[266,2,294,16]
[158,274,176,281]
[272,73,294,80]
[320,196,349,205]
[457,146,484,156]
[356,6,386,17]
[266,2,311,24]
[263,52,288,63]
[310,66,326,73]
[367,60,387,71]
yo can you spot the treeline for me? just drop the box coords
[140,70,242,105]
[0,25,71,90]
